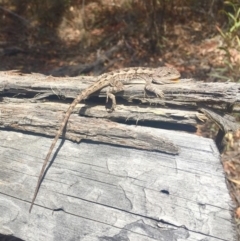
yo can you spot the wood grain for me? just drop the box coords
[0,129,236,241]
[0,71,239,106]
[0,70,238,240]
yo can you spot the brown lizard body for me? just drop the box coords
[29,66,180,212]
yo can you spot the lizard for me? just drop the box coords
[29,66,180,213]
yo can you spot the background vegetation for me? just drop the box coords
[0,0,239,81]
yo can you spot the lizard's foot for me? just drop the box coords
[154,90,164,98]
[106,105,115,113]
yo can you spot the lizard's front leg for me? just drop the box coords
[106,81,125,110]
[145,80,165,98]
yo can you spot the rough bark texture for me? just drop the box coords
[0,101,180,154]
[0,71,239,107]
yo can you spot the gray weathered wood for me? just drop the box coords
[1,71,239,106]
[0,101,179,154]
[1,96,205,128]
[0,129,236,241]
[0,70,237,240]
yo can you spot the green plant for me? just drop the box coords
[215,1,240,82]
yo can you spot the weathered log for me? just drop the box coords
[0,71,238,240]
[0,71,239,107]
[0,129,236,241]
[0,101,179,154]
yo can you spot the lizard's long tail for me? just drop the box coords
[29,97,81,213]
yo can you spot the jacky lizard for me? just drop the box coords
[29,66,180,212]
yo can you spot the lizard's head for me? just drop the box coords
[154,67,180,83]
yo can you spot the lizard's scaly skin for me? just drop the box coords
[29,66,180,212]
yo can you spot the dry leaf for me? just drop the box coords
[228,177,240,185]
[224,161,236,175]
[236,207,240,218]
